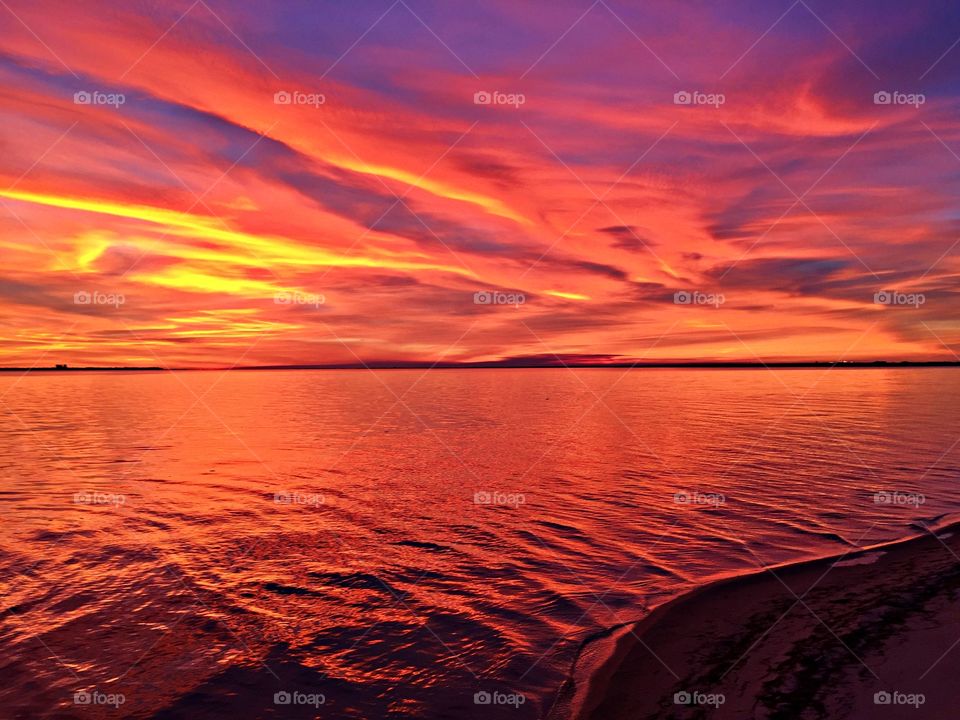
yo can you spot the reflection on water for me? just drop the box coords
[1,368,959,718]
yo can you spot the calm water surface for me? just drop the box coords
[2,368,959,718]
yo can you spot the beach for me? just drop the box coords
[549,518,960,719]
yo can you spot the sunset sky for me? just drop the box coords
[1,0,959,367]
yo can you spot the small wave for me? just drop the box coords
[262,581,325,597]
[909,512,960,533]
[31,529,97,542]
[394,539,452,553]
[306,570,398,595]
[533,520,588,536]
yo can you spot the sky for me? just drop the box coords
[1,0,959,367]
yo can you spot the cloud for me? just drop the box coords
[2,0,960,365]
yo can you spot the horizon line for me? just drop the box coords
[5,360,960,372]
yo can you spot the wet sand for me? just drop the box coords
[549,519,960,719]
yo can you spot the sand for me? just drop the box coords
[548,520,960,719]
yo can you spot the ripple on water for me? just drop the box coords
[3,368,960,718]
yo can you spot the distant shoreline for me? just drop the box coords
[0,367,165,372]
[3,361,960,372]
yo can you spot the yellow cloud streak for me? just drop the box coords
[165,310,259,324]
[333,157,530,226]
[137,268,285,296]
[0,189,477,278]
[544,290,590,300]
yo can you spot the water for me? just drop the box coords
[1,368,958,719]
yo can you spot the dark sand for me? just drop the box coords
[549,520,960,719]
